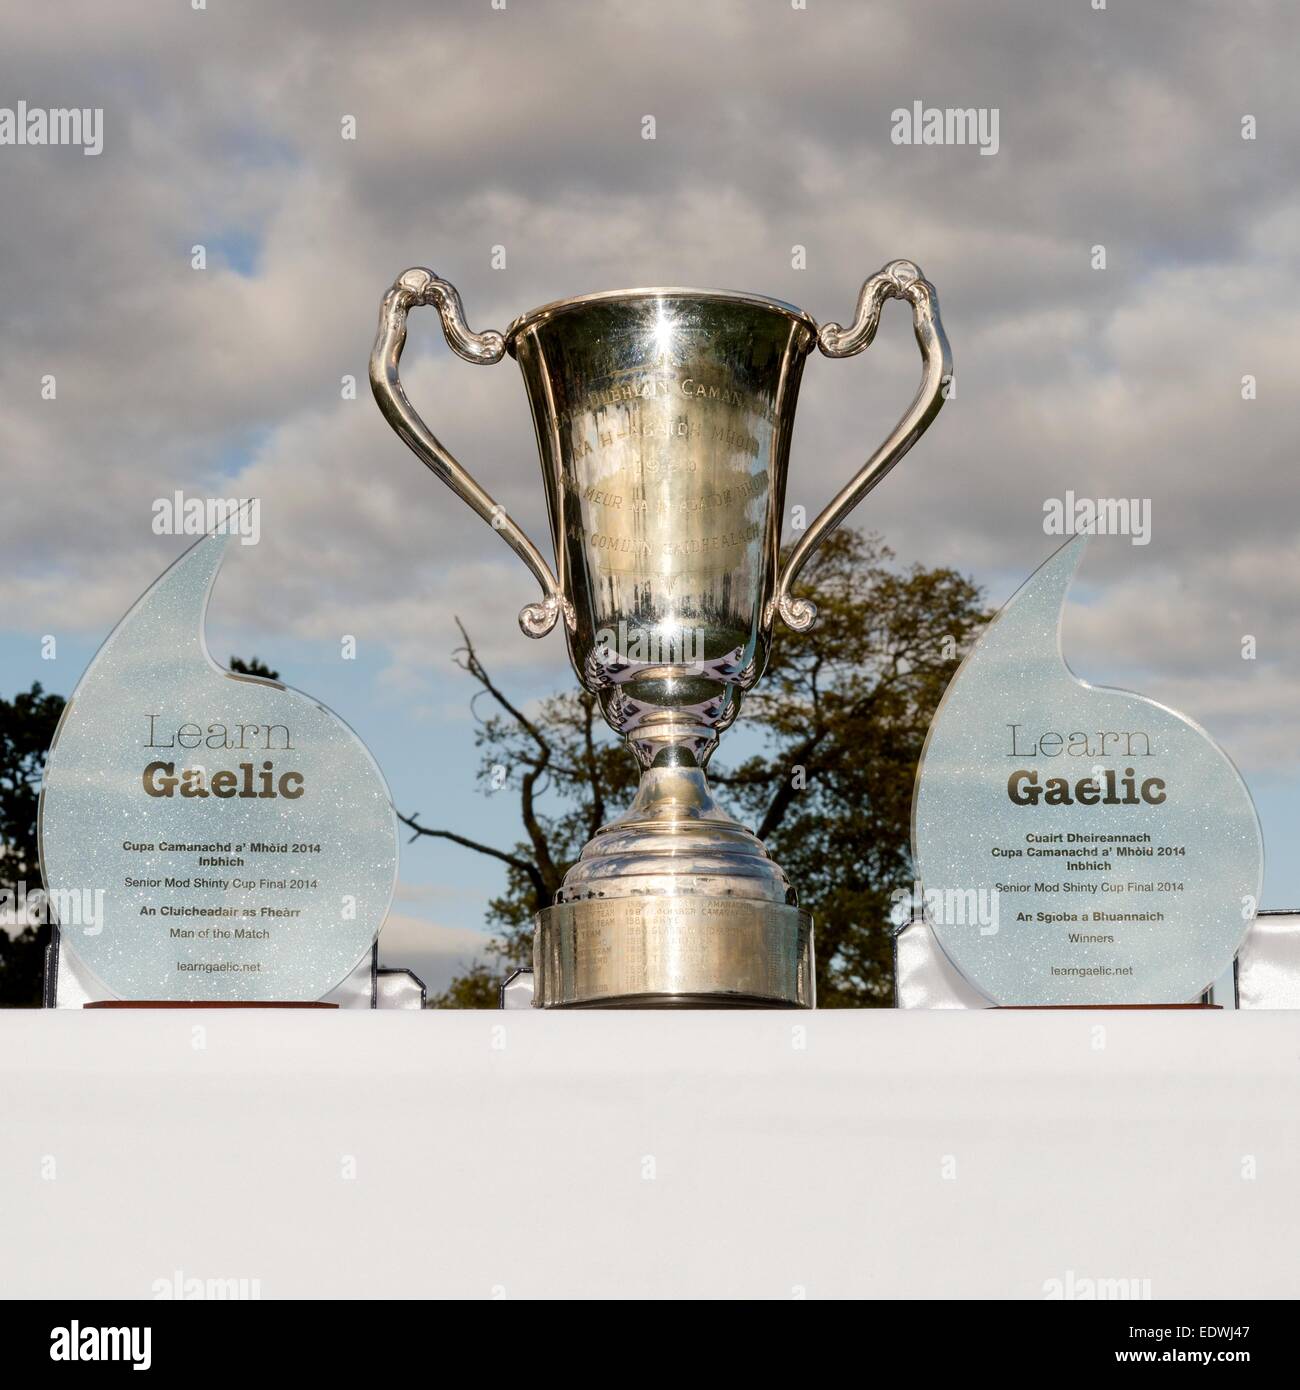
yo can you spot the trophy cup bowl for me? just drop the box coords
[371,262,950,1008]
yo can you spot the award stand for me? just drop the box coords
[37,526,424,1011]
[909,539,1264,1010]
[44,926,424,1010]
[997,1003,1217,1010]
[894,914,1246,1010]
[85,1001,336,1009]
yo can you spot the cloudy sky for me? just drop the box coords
[2,0,1296,990]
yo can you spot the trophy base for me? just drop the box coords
[534,896,814,1008]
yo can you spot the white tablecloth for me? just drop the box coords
[2,1009,1297,1298]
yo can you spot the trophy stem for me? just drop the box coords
[623,712,722,773]
[614,760,726,824]
[558,762,795,904]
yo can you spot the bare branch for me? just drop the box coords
[454,618,552,757]
[755,726,829,843]
[451,618,560,893]
[398,809,548,907]
[580,693,606,840]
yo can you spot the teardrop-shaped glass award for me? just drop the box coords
[39,527,398,1001]
[912,537,1263,1005]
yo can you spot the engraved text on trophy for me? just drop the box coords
[557,369,773,625]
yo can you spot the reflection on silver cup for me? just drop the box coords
[372,263,950,1007]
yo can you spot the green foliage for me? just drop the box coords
[0,683,67,1006]
[427,960,503,1010]
[717,531,987,1004]
[229,656,281,681]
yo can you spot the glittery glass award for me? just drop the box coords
[912,538,1263,1006]
[39,527,397,1002]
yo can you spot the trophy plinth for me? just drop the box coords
[536,898,813,1009]
[537,764,811,1007]
[372,262,952,1009]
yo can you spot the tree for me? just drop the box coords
[428,960,502,1010]
[0,684,67,1005]
[229,656,281,681]
[406,530,987,1007]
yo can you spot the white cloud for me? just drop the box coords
[1,0,1297,796]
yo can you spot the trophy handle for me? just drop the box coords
[772,259,952,632]
[369,267,570,638]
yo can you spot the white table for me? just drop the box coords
[2,1009,1297,1298]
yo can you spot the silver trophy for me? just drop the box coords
[371,261,950,1007]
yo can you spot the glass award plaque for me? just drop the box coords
[39,527,398,1002]
[912,538,1263,1005]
